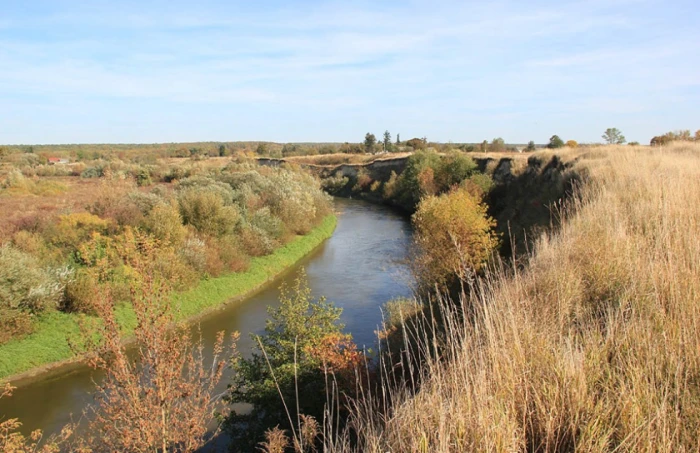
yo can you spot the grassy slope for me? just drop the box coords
[347,144,700,452]
[0,214,337,380]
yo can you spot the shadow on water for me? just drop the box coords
[0,198,414,447]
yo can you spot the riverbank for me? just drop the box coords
[0,214,337,383]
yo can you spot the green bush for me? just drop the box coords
[0,246,70,313]
[142,203,187,246]
[225,271,350,449]
[178,189,241,237]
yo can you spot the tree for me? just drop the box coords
[565,140,578,148]
[394,150,442,209]
[526,141,536,151]
[412,188,499,290]
[256,143,269,155]
[480,140,488,153]
[602,128,626,145]
[364,133,377,153]
[225,270,362,450]
[405,137,427,150]
[383,130,392,152]
[547,135,565,149]
[489,137,505,152]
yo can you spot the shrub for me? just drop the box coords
[460,172,494,198]
[48,212,110,250]
[412,188,499,289]
[383,170,399,200]
[127,191,165,215]
[396,150,442,208]
[566,140,579,148]
[0,245,69,313]
[239,224,278,257]
[81,166,104,178]
[133,168,152,186]
[225,271,360,450]
[63,269,100,314]
[435,152,477,190]
[353,168,373,192]
[249,207,284,240]
[321,172,350,194]
[178,234,208,273]
[0,309,33,344]
[142,203,187,247]
[178,189,241,237]
[176,176,235,205]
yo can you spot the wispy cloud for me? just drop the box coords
[0,0,698,144]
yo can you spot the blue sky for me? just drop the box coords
[1,0,698,145]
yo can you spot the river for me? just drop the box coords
[0,198,414,439]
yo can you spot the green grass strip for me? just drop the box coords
[0,215,337,381]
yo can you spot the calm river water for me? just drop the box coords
[0,198,414,438]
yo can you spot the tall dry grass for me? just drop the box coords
[338,143,700,452]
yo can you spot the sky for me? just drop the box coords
[1,0,698,145]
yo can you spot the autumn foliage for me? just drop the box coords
[79,232,238,452]
[412,187,499,289]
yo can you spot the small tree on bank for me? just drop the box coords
[412,188,499,290]
[225,270,364,451]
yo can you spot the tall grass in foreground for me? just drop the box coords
[336,143,700,452]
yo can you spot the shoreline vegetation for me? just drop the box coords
[0,214,337,383]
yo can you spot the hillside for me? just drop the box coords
[342,143,700,452]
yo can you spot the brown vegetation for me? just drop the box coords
[338,142,700,452]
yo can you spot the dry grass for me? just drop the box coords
[340,143,700,452]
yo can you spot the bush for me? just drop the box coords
[133,168,152,186]
[81,166,104,178]
[178,189,241,237]
[320,172,350,194]
[48,212,110,250]
[383,170,399,200]
[460,172,494,198]
[225,271,361,449]
[142,203,187,246]
[249,207,284,240]
[0,309,33,344]
[395,150,442,208]
[239,224,278,257]
[435,152,477,190]
[412,188,499,289]
[63,269,100,314]
[0,245,69,313]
